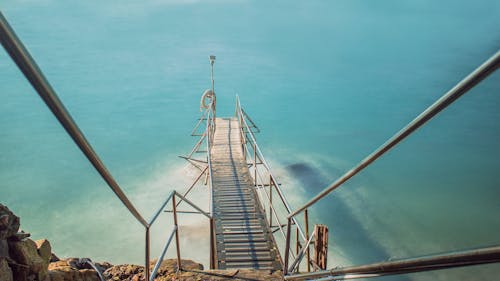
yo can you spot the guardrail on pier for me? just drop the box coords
[0,12,215,281]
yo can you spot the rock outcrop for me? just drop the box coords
[0,204,104,281]
[0,204,283,281]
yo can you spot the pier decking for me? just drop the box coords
[210,117,282,270]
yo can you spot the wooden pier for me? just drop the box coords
[210,117,282,270]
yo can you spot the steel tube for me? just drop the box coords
[288,229,316,273]
[284,245,500,280]
[254,160,291,248]
[149,226,177,281]
[305,209,311,272]
[254,143,257,186]
[145,227,150,281]
[210,217,215,269]
[191,109,209,136]
[174,192,211,219]
[172,196,182,271]
[175,167,209,208]
[84,260,105,281]
[236,100,307,242]
[284,218,292,274]
[288,50,500,219]
[149,191,175,225]
[206,109,215,217]
[269,176,273,227]
[0,12,148,228]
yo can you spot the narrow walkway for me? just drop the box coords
[211,117,281,270]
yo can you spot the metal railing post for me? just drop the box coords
[145,226,150,281]
[295,226,300,272]
[305,209,311,272]
[210,217,214,269]
[269,175,273,227]
[253,143,257,186]
[172,195,182,271]
[210,217,216,269]
[284,218,292,275]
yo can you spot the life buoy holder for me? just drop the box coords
[200,89,215,111]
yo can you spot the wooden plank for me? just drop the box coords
[314,224,329,270]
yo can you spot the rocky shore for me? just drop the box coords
[0,204,282,281]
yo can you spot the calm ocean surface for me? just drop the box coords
[1,1,499,280]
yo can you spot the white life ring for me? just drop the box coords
[200,89,215,111]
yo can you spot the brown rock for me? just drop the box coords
[0,257,13,281]
[8,262,29,281]
[8,231,31,242]
[46,270,65,281]
[8,239,46,275]
[0,204,20,240]
[47,266,101,281]
[0,239,8,258]
[48,259,101,281]
[50,253,60,263]
[48,260,68,270]
[104,264,144,280]
[35,239,52,264]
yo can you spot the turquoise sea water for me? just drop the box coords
[1,1,499,280]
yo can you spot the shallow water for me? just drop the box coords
[1,1,499,280]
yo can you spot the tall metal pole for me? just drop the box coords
[209,55,216,117]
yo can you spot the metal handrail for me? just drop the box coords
[283,50,500,277]
[206,107,215,217]
[287,50,499,220]
[0,12,215,281]
[284,245,500,280]
[4,9,499,280]
[235,96,307,240]
[150,226,177,281]
[200,102,217,269]
[147,191,212,281]
[235,97,312,270]
[0,11,148,228]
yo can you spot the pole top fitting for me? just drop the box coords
[209,55,216,66]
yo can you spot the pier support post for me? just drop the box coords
[305,209,311,272]
[173,195,182,271]
[284,218,292,275]
[145,227,150,281]
[210,217,216,269]
[253,143,257,186]
[269,175,273,227]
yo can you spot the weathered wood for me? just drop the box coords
[313,224,328,270]
[211,117,281,270]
